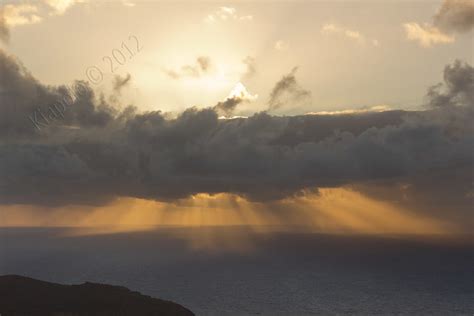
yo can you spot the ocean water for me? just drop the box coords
[0,227,473,315]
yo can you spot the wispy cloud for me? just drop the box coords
[43,0,86,15]
[112,73,132,93]
[163,56,213,79]
[1,4,42,27]
[205,7,253,24]
[242,56,257,79]
[0,0,135,44]
[403,0,473,47]
[403,23,454,47]
[321,23,379,46]
[274,40,289,51]
[268,67,311,110]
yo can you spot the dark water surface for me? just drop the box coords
[1,227,473,315]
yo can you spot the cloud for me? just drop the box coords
[268,67,311,110]
[214,82,257,116]
[403,23,455,47]
[425,60,474,108]
[403,0,474,47]
[0,49,473,233]
[274,40,289,51]
[0,49,115,136]
[0,0,85,32]
[205,7,253,24]
[0,0,134,44]
[164,56,212,79]
[434,0,474,33]
[112,73,132,93]
[213,97,243,116]
[321,23,379,46]
[196,56,211,72]
[1,4,42,27]
[242,56,256,79]
[0,8,9,43]
[43,0,86,15]
[121,0,136,7]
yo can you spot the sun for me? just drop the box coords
[227,82,258,101]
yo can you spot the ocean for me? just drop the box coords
[1,227,473,315]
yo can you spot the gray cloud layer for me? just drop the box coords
[434,0,474,34]
[0,49,473,231]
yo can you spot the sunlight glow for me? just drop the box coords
[0,188,452,235]
[227,82,258,101]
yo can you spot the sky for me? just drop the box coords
[1,0,472,114]
[0,0,473,235]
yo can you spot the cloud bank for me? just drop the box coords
[0,49,473,230]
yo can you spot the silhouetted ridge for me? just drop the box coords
[0,275,194,316]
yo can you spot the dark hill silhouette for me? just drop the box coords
[0,275,194,316]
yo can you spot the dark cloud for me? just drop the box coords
[426,60,474,108]
[268,67,311,110]
[213,96,244,116]
[434,0,474,34]
[0,50,472,232]
[164,56,212,79]
[1,105,471,208]
[112,73,131,93]
[0,49,115,137]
